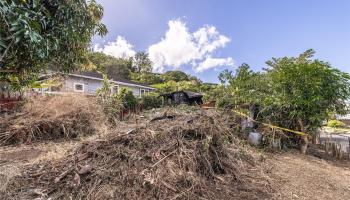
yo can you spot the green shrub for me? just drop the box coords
[117,88,138,109]
[96,75,122,124]
[140,92,163,110]
[327,120,346,128]
[216,95,233,109]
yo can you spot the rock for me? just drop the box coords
[248,132,262,146]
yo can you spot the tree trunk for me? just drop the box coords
[312,129,320,144]
[300,135,308,154]
[298,119,308,154]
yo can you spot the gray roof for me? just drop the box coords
[338,114,350,120]
[182,90,203,98]
[40,71,155,89]
[71,71,153,88]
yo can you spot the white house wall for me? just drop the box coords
[119,85,142,97]
[61,76,151,97]
[64,76,101,94]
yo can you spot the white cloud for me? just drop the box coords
[195,57,234,73]
[148,19,232,73]
[94,36,136,59]
[148,20,198,72]
[193,25,230,56]
[93,20,233,73]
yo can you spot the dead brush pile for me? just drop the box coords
[0,95,107,145]
[2,109,274,199]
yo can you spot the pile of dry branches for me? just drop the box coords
[2,109,274,199]
[0,95,107,145]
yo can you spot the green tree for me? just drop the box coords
[117,87,138,109]
[163,70,190,82]
[96,74,122,124]
[104,59,131,80]
[219,50,350,153]
[130,51,158,84]
[87,52,111,70]
[0,0,107,87]
[133,51,152,73]
[87,52,131,80]
[264,49,350,153]
[152,79,206,94]
[218,69,233,85]
[152,80,178,94]
[220,63,269,106]
[131,72,163,85]
[201,83,221,101]
[140,92,163,110]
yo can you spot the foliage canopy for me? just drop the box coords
[87,52,132,80]
[264,49,350,133]
[221,49,350,135]
[0,0,107,87]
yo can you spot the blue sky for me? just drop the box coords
[93,0,350,83]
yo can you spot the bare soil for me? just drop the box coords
[270,151,350,200]
[0,148,43,162]
[0,141,80,192]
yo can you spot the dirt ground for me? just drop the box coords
[270,151,350,200]
[0,141,80,192]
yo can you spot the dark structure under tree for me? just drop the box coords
[162,90,203,105]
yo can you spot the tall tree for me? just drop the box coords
[219,63,268,106]
[265,49,350,153]
[218,69,233,85]
[133,51,152,73]
[87,52,131,80]
[218,50,350,153]
[0,0,107,87]
[104,59,131,80]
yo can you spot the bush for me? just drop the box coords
[117,88,138,109]
[216,95,233,109]
[202,85,225,102]
[140,92,163,109]
[327,120,346,128]
[96,75,122,124]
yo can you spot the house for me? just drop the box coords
[162,90,203,105]
[38,71,156,97]
[337,114,350,126]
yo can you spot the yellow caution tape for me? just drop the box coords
[231,109,307,136]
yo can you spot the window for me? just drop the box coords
[74,83,84,92]
[113,85,119,93]
[140,89,146,97]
